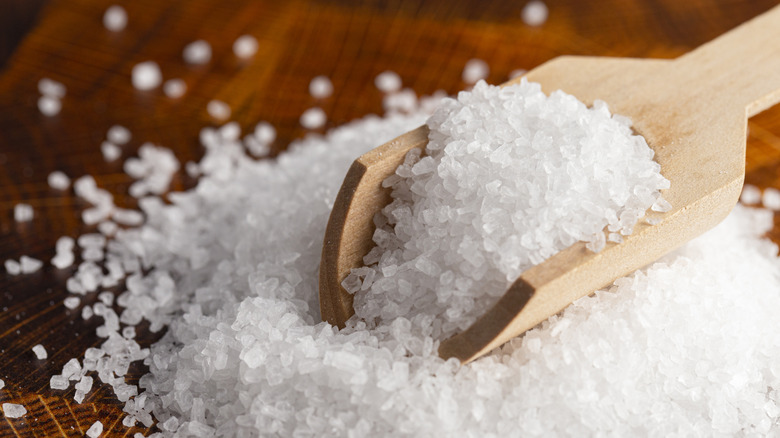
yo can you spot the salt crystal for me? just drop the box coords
[38,78,66,98]
[300,107,326,129]
[163,79,187,99]
[183,40,211,65]
[48,171,71,190]
[375,70,402,93]
[103,5,127,31]
[4,259,20,275]
[107,125,132,145]
[14,203,33,222]
[254,121,276,144]
[64,296,81,309]
[52,251,75,269]
[207,100,231,121]
[0,379,4,389]
[86,421,103,438]
[220,121,241,141]
[740,184,761,205]
[762,187,780,210]
[522,0,549,26]
[32,344,47,359]
[98,291,114,306]
[38,96,61,116]
[462,59,489,84]
[233,35,259,59]
[2,403,26,418]
[20,255,43,273]
[98,221,118,236]
[383,88,418,113]
[50,374,68,390]
[101,141,121,161]
[309,76,333,99]
[82,306,93,320]
[132,62,162,90]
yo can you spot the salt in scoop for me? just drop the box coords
[320,6,780,364]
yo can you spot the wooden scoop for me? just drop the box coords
[319,5,780,364]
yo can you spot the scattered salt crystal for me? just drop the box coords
[38,78,66,98]
[101,141,121,161]
[132,62,162,90]
[375,70,402,93]
[183,40,211,65]
[462,58,489,84]
[20,256,43,273]
[0,379,4,389]
[86,421,103,438]
[383,88,418,113]
[98,221,118,236]
[740,184,761,205]
[98,291,114,306]
[300,107,326,129]
[762,187,780,210]
[64,296,81,309]
[113,209,144,226]
[233,35,259,59]
[38,95,61,116]
[48,171,71,190]
[522,0,549,26]
[50,374,69,390]
[2,403,26,418]
[32,344,47,360]
[82,306,93,320]
[254,121,276,144]
[52,251,75,269]
[163,79,187,99]
[219,121,241,141]
[103,5,127,31]
[107,125,132,145]
[309,76,333,99]
[207,100,231,121]
[4,259,20,275]
[14,203,33,222]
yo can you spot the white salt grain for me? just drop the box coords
[163,79,187,99]
[20,256,42,273]
[309,75,333,99]
[375,70,402,93]
[107,125,132,145]
[64,296,81,309]
[522,0,549,26]
[254,121,276,144]
[103,5,127,32]
[32,344,47,360]
[462,58,489,84]
[183,40,211,65]
[48,171,71,190]
[14,203,33,222]
[762,187,780,210]
[300,107,326,129]
[132,62,162,91]
[38,78,66,98]
[101,141,121,161]
[0,379,4,389]
[740,184,761,205]
[2,403,26,418]
[38,95,61,116]
[233,35,259,59]
[207,100,231,121]
[86,421,103,438]
[4,259,20,275]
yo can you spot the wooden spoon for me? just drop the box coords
[319,5,780,364]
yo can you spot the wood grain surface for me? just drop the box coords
[1,0,780,436]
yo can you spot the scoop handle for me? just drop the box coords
[675,4,780,117]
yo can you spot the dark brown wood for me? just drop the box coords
[1,0,780,436]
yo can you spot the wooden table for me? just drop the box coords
[1,0,779,436]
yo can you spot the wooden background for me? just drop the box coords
[1,0,780,436]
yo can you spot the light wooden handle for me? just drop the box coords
[673,4,780,117]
